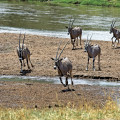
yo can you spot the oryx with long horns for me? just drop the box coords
[110,20,120,47]
[17,33,33,73]
[66,18,82,50]
[84,35,101,71]
[51,41,73,88]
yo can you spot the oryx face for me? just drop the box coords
[51,58,59,70]
[66,26,72,35]
[67,27,73,35]
[110,21,116,34]
[18,48,23,60]
[110,26,113,34]
[84,42,89,52]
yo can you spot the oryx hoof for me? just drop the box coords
[99,68,101,71]
[86,68,88,71]
[63,84,66,87]
[20,70,23,73]
[112,44,115,47]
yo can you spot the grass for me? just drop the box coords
[1,0,120,7]
[52,0,120,7]
[4,0,120,7]
[0,99,120,120]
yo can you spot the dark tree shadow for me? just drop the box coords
[20,69,32,76]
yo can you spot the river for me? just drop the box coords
[0,2,120,41]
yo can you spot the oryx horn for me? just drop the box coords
[71,18,75,28]
[58,40,69,59]
[22,33,26,50]
[56,40,62,59]
[19,33,21,49]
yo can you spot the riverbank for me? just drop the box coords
[5,0,120,7]
[0,33,119,80]
[0,33,120,112]
[52,0,120,7]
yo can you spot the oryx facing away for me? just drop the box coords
[17,33,34,73]
[51,41,73,88]
[110,20,120,47]
[65,18,82,50]
[84,35,101,71]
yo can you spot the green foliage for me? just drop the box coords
[52,0,120,7]
[2,0,120,7]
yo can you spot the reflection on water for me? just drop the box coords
[0,2,120,40]
[0,75,120,87]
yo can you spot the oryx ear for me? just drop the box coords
[51,58,54,60]
[65,26,68,28]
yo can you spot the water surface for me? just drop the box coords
[0,75,120,87]
[0,2,120,41]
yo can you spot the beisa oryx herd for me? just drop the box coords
[17,19,119,89]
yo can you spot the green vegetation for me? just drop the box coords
[2,0,120,7]
[0,100,120,120]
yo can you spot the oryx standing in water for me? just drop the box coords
[51,41,73,88]
[66,18,82,50]
[110,20,120,47]
[17,33,34,73]
[84,35,101,71]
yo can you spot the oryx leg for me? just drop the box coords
[79,34,82,46]
[86,56,89,71]
[26,58,30,70]
[59,77,66,87]
[72,39,75,50]
[93,57,95,71]
[23,59,25,67]
[65,77,68,86]
[76,37,78,46]
[28,56,34,67]
[111,37,115,47]
[66,77,70,90]
[70,70,73,85]
[98,54,101,71]
[114,38,118,48]
[19,59,23,73]
[118,39,120,43]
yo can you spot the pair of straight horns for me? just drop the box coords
[56,40,69,59]
[19,33,26,49]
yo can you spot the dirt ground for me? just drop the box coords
[0,33,120,109]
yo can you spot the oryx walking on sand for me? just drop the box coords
[84,35,101,71]
[51,41,73,88]
[17,33,34,73]
[66,18,82,50]
[110,20,120,47]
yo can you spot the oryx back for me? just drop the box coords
[71,27,82,39]
[88,45,101,58]
[59,57,72,76]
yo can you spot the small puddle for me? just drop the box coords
[0,75,120,87]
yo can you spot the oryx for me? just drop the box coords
[51,41,73,88]
[65,18,82,50]
[84,35,101,71]
[17,33,33,73]
[110,20,120,47]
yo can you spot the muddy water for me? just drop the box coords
[0,2,120,40]
[0,75,120,87]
